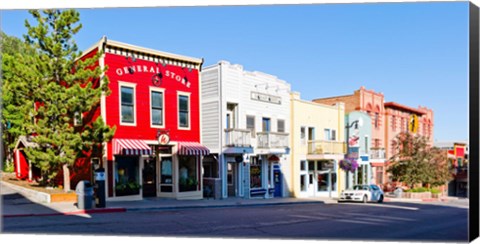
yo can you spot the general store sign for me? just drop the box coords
[115,65,192,88]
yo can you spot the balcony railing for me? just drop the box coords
[224,128,252,147]
[257,132,289,149]
[308,140,346,155]
[370,148,386,159]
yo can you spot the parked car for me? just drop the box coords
[338,184,384,203]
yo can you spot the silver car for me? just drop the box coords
[339,184,384,203]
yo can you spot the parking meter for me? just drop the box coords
[94,168,106,208]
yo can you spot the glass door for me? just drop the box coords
[159,156,173,192]
[142,157,156,197]
[227,162,236,197]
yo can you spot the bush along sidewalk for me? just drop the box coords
[403,187,443,199]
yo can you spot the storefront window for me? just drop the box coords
[250,157,262,189]
[376,167,383,185]
[115,156,140,196]
[202,155,219,178]
[317,172,328,191]
[300,160,306,171]
[179,156,197,192]
[160,157,173,192]
[300,174,306,192]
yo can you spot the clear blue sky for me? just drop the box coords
[0,2,469,142]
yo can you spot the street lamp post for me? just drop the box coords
[345,117,363,188]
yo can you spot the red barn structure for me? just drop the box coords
[13,136,40,182]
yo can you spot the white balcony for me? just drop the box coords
[257,132,289,149]
[224,128,252,148]
[308,140,346,155]
[370,148,386,159]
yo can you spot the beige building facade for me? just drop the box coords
[290,92,346,198]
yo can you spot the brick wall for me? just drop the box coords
[312,93,360,113]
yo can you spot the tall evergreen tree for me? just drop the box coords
[1,32,37,169]
[18,9,115,187]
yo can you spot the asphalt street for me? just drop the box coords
[2,200,468,242]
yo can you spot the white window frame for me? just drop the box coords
[149,87,166,129]
[300,126,306,145]
[277,119,285,133]
[177,91,191,130]
[331,129,336,141]
[324,128,331,141]
[119,81,137,126]
[246,115,256,138]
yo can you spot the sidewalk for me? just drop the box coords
[2,180,337,217]
[2,180,463,218]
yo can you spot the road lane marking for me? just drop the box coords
[340,202,419,210]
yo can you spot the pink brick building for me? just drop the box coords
[313,86,434,189]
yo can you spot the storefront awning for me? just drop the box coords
[178,141,210,156]
[114,139,152,156]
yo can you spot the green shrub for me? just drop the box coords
[430,188,441,194]
[2,161,14,173]
[406,187,430,193]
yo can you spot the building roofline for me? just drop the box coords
[80,36,203,65]
[384,102,426,115]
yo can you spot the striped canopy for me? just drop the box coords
[113,139,152,156]
[177,141,210,156]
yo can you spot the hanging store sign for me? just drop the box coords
[347,147,359,159]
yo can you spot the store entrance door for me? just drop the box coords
[273,168,282,197]
[227,162,237,197]
[142,157,157,197]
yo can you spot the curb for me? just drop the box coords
[125,200,333,212]
[3,207,126,218]
[1,181,51,203]
[3,200,330,218]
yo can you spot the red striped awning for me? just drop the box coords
[178,141,210,156]
[114,139,152,156]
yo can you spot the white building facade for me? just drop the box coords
[201,61,291,199]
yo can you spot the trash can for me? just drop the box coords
[394,187,403,198]
[76,180,94,210]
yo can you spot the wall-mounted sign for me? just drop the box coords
[116,65,192,88]
[251,91,282,105]
[158,133,170,145]
[408,114,419,133]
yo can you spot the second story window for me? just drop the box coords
[150,89,164,127]
[120,85,135,124]
[374,112,379,128]
[246,115,255,138]
[392,115,396,131]
[324,129,330,141]
[277,119,285,133]
[262,117,271,132]
[331,129,336,141]
[178,93,190,129]
[300,127,306,144]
